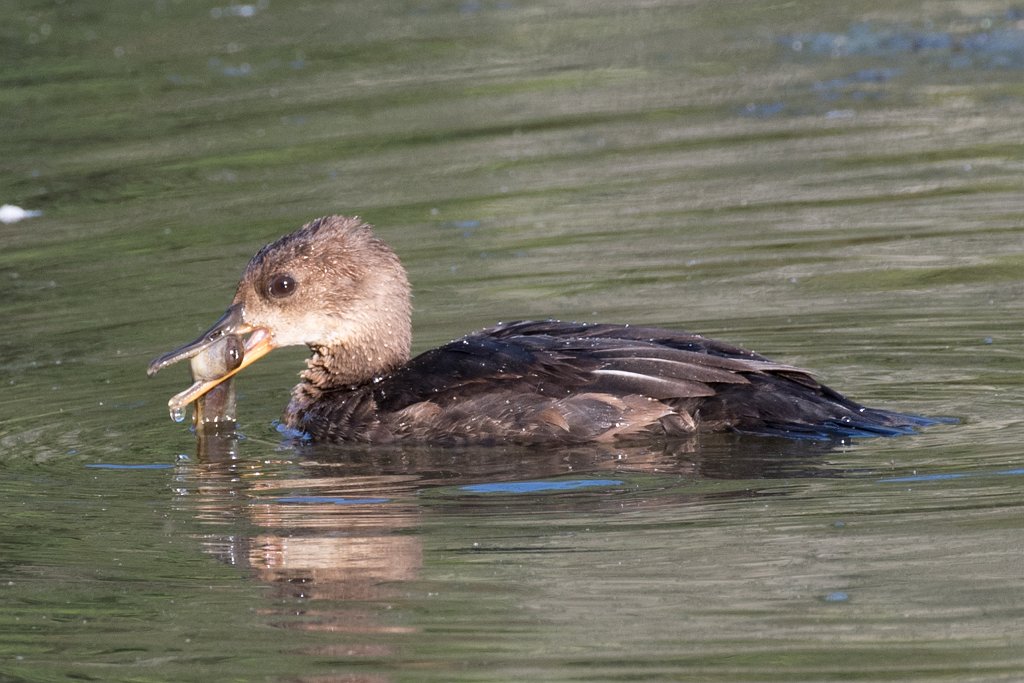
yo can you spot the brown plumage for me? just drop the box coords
[148,216,943,444]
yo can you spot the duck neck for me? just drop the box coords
[302,342,405,390]
[286,323,411,423]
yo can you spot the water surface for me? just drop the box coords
[2,1,1023,681]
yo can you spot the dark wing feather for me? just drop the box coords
[298,319,941,443]
[376,321,783,409]
[374,332,594,408]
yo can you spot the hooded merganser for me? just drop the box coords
[149,216,941,444]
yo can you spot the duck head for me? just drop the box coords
[148,216,413,413]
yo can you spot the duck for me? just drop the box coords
[148,215,942,444]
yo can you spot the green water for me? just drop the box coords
[2,1,1023,681]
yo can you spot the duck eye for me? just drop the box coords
[267,273,297,299]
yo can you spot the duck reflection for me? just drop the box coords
[177,429,423,677]
[169,425,853,683]
[184,430,421,602]
[179,425,841,590]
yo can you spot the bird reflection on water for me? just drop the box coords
[179,426,849,613]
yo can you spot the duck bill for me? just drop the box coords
[147,303,278,410]
[148,304,247,376]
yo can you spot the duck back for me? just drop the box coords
[288,320,937,444]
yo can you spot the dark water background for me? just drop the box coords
[2,1,1022,681]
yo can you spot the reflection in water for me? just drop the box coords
[175,427,849,641]
[186,427,422,600]
[288,432,846,481]
[177,427,423,674]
